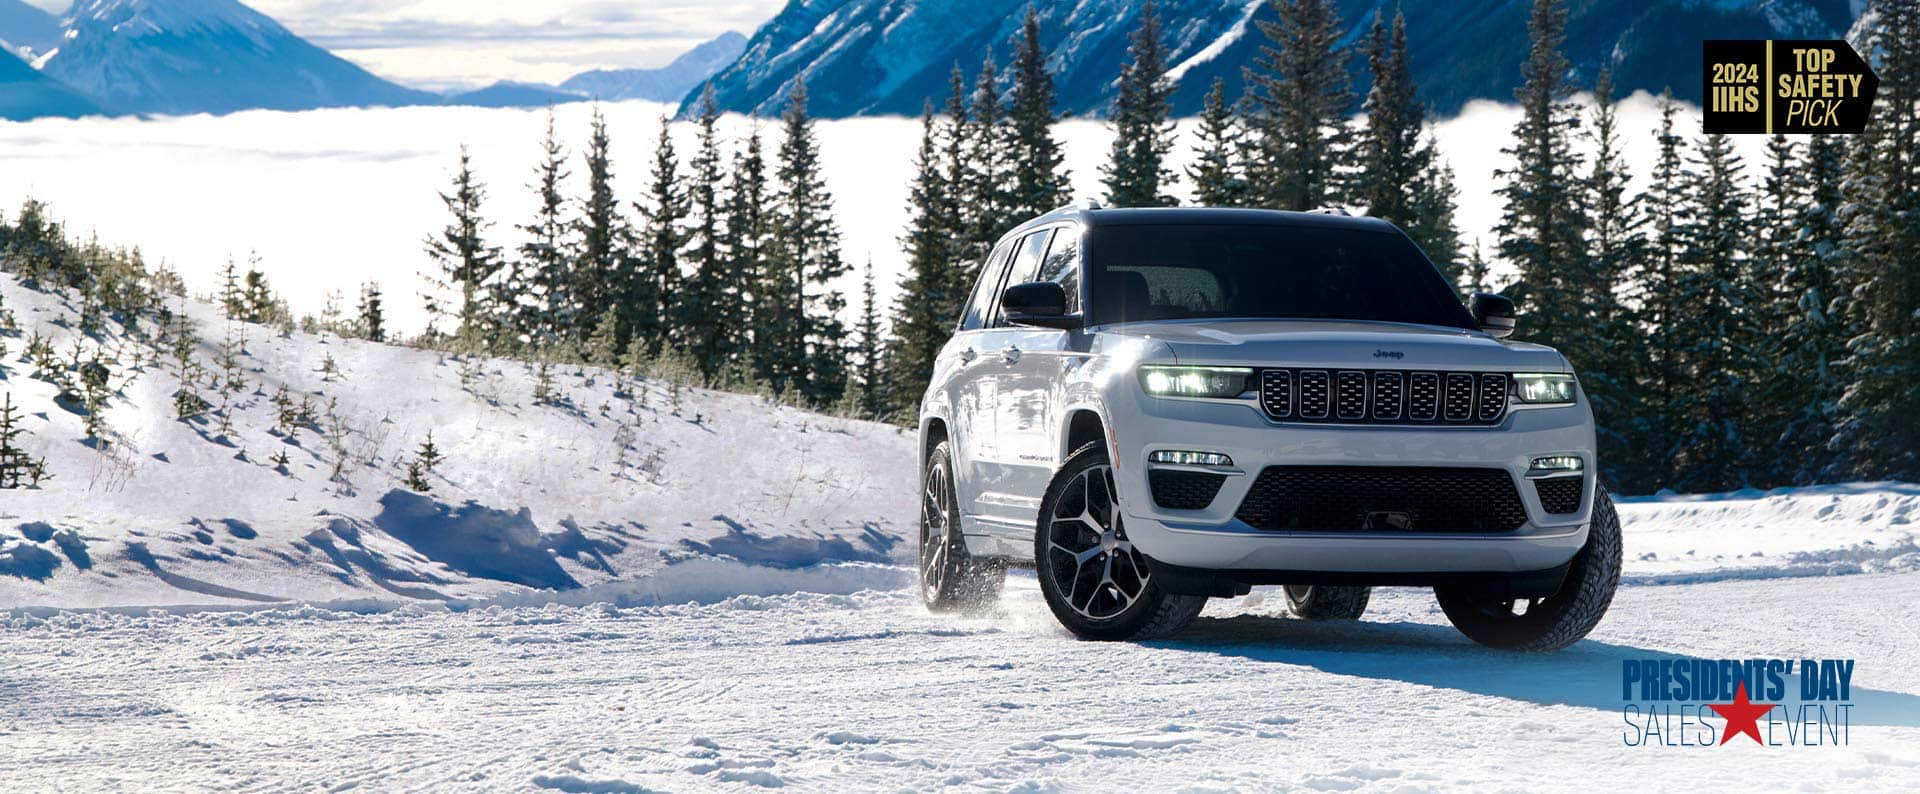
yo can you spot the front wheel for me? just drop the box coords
[1035,442,1206,641]
[1435,485,1622,652]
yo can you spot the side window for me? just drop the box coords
[1040,229,1081,314]
[958,240,1015,331]
[992,230,1054,327]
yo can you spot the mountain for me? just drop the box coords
[446,80,586,109]
[0,47,103,120]
[562,30,747,103]
[42,0,437,116]
[0,0,59,59]
[689,0,1858,118]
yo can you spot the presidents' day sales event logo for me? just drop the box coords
[1622,658,1856,747]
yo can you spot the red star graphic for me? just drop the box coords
[1709,681,1776,746]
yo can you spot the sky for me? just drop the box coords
[23,0,785,90]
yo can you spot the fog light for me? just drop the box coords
[1529,455,1584,474]
[1149,450,1233,467]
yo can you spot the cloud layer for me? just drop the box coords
[0,97,1789,339]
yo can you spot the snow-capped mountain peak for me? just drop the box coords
[43,0,434,115]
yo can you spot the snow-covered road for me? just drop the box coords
[5,572,1919,792]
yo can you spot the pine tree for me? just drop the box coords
[1006,7,1071,219]
[1493,0,1587,356]
[854,257,887,418]
[574,106,630,347]
[1103,0,1176,208]
[423,146,505,347]
[357,281,385,342]
[0,392,36,489]
[1578,68,1650,490]
[633,116,687,355]
[1188,77,1247,207]
[963,58,1013,253]
[219,259,243,319]
[888,102,963,414]
[1353,11,1421,226]
[1404,147,1464,279]
[768,79,850,406]
[680,87,735,384]
[725,125,772,374]
[942,62,987,296]
[403,431,444,493]
[518,110,574,348]
[1669,132,1755,491]
[1244,0,1353,210]
[1830,0,1920,479]
[1772,133,1850,483]
[1637,91,1690,487]
[1460,240,1491,296]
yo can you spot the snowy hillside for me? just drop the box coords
[42,0,436,115]
[4,266,1917,612]
[0,272,916,609]
[696,0,1857,118]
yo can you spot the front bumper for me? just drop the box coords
[1108,389,1597,574]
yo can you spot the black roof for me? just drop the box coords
[1003,205,1398,243]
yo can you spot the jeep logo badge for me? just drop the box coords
[1373,349,1405,359]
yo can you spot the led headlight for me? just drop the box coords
[1512,373,1577,404]
[1138,366,1254,399]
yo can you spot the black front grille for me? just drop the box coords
[1235,466,1528,531]
[1149,470,1227,510]
[1259,368,1509,426]
[1534,476,1584,514]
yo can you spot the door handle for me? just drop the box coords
[1002,345,1021,363]
[959,347,977,364]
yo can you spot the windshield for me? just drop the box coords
[1083,223,1476,330]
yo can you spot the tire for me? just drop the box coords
[1283,584,1370,621]
[919,440,1003,612]
[1035,442,1207,641]
[1435,485,1622,652]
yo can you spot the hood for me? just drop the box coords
[1102,319,1572,373]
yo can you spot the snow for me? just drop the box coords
[0,273,915,609]
[2,576,1917,790]
[4,268,1920,788]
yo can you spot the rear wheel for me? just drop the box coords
[1035,443,1206,641]
[1435,485,1622,651]
[919,441,1003,612]
[1283,585,1370,621]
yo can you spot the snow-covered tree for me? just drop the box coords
[632,116,687,356]
[1187,77,1247,207]
[1103,0,1176,208]
[1494,0,1588,356]
[517,111,574,348]
[1006,7,1071,219]
[1244,0,1352,211]
[422,145,505,346]
[888,102,963,415]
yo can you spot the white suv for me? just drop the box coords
[916,205,1620,651]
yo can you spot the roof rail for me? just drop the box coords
[1048,198,1102,214]
[1307,206,1350,216]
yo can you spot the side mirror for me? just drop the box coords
[1469,292,1517,339]
[1001,282,1081,329]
